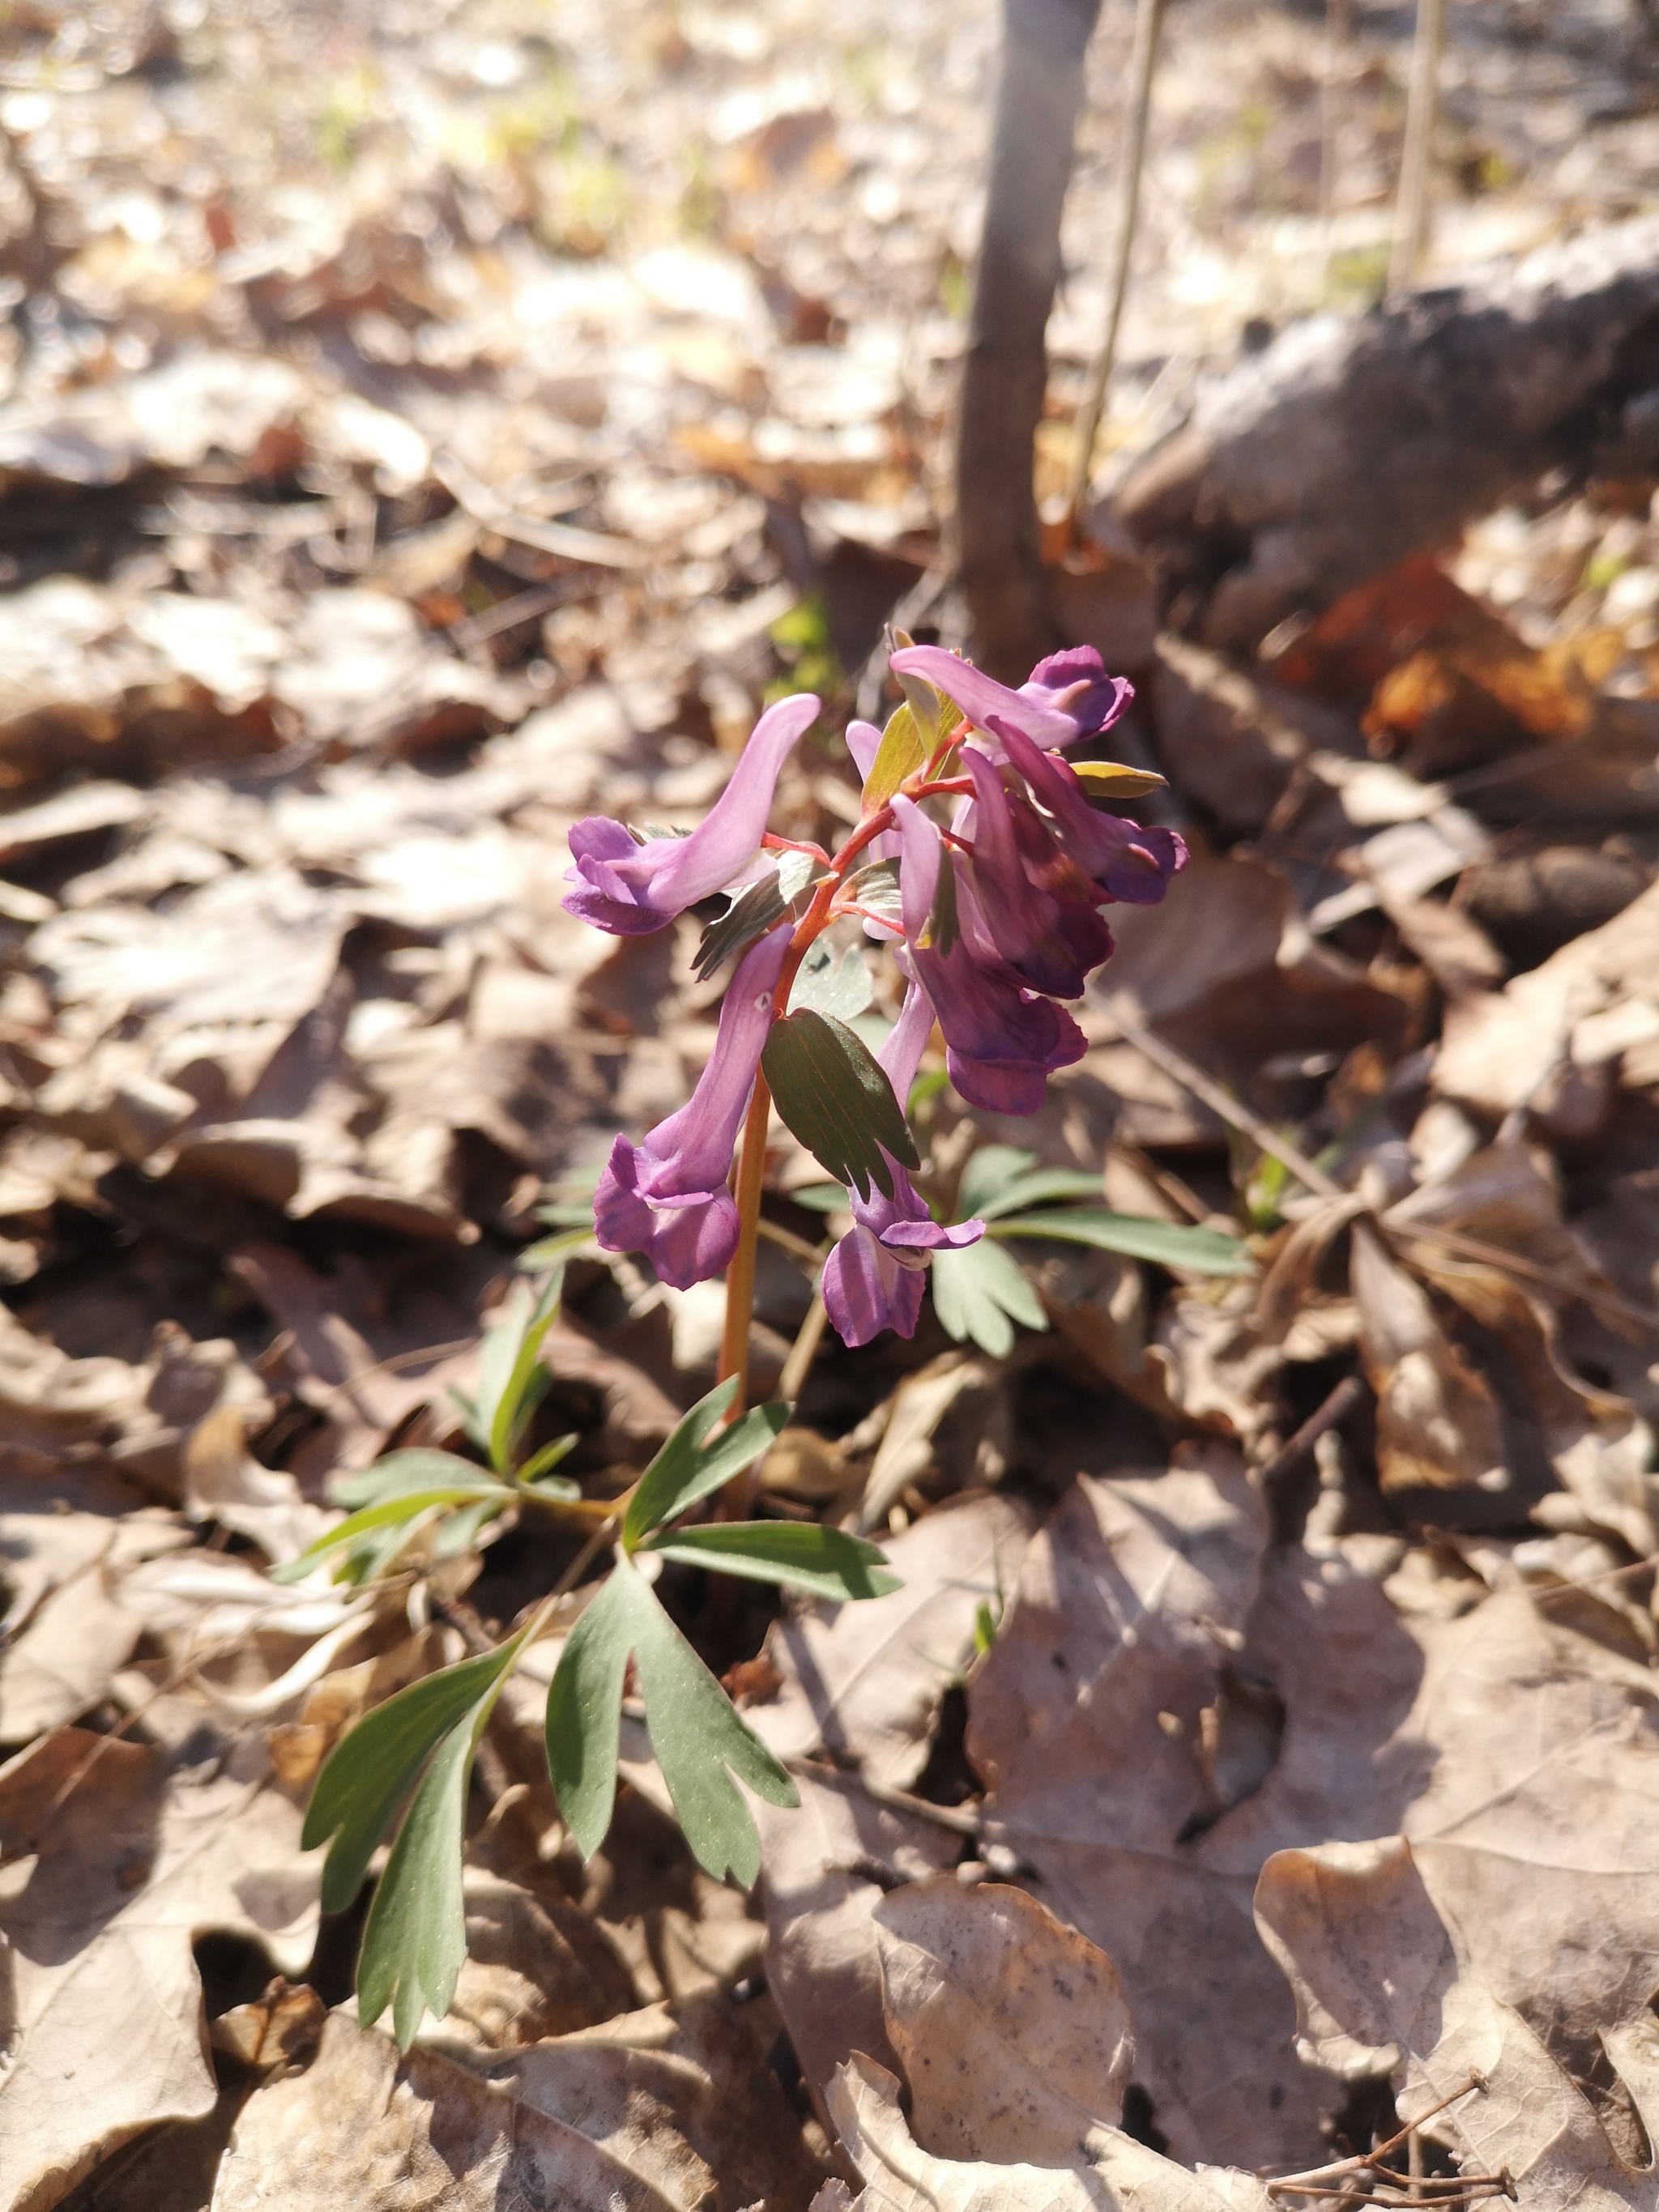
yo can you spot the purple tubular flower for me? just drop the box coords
[563,693,821,935]
[821,983,983,1348]
[891,796,1085,1116]
[889,642,1132,756]
[845,718,883,784]
[593,924,789,1289]
[959,747,1113,997]
[987,716,1188,906]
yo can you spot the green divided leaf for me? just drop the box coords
[355,1707,475,2048]
[621,1380,790,1550]
[693,851,818,980]
[269,1481,510,1584]
[955,1144,1038,1221]
[301,1642,526,1915]
[976,1168,1107,1220]
[478,1272,565,1475]
[331,1448,494,1511]
[761,1008,919,1202]
[542,1566,631,1864]
[931,1237,1050,1358]
[787,940,874,1022]
[987,1208,1253,1274]
[860,699,927,808]
[545,1555,797,1886]
[640,1519,899,1604]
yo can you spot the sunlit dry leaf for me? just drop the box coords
[872,1879,1132,2165]
[0,1724,315,2211]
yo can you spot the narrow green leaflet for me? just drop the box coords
[302,1642,527,1912]
[761,1008,919,1202]
[956,1144,1039,1221]
[788,940,874,1022]
[931,1237,1050,1358]
[640,1519,900,1604]
[331,1448,493,1510]
[270,1481,509,1584]
[543,1566,631,1861]
[621,1379,790,1550]
[355,1707,476,2048]
[693,850,818,980]
[860,699,927,808]
[975,1168,1107,1220]
[1071,760,1168,799]
[484,1272,564,1473]
[987,1208,1253,1274]
[546,1556,797,1886]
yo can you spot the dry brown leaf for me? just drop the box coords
[1435,877,1659,1131]
[966,1456,1434,2170]
[872,1879,1132,2165]
[749,1490,1035,1790]
[215,1994,828,2212]
[1351,1220,1506,1492]
[757,1767,961,2108]
[0,1465,186,1744]
[1256,1837,1659,2212]
[825,2053,1271,2212]
[0,1723,316,2212]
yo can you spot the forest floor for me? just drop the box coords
[5,2,1659,2207]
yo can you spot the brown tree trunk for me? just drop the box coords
[956,0,1102,681]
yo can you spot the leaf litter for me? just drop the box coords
[3,0,1659,2207]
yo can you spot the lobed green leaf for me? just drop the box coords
[761,1008,919,1203]
[975,1167,1106,1220]
[931,1237,1050,1358]
[270,1483,509,1584]
[355,1710,476,2048]
[301,1643,525,1914]
[546,1557,796,1886]
[641,1519,900,1604]
[622,1382,790,1550]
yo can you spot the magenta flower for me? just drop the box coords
[889,642,1131,757]
[594,924,789,1288]
[958,747,1113,998]
[891,796,1085,1116]
[564,693,821,936]
[987,717,1187,906]
[821,983,983,1348]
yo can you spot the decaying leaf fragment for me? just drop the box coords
[1350,1220,1506,1492]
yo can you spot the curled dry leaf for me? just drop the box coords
[1350,1220,1506,1493]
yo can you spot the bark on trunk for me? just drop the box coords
[1115,213,1659,654]
[956,0,1102,681]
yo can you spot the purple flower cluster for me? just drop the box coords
[562,644,1185,1345]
